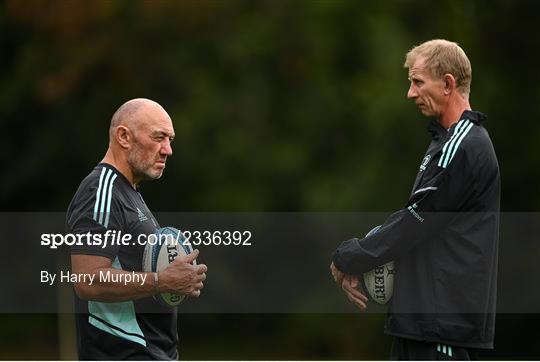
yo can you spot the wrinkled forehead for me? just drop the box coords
[408,57,436,80]
[133,106,174,135]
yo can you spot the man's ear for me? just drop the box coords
[443,73,457,95]
[115,125,131,149]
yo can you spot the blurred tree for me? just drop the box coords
[1,0,539,359]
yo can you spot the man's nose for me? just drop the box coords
[407,84,417,99]
[161,140,173,156]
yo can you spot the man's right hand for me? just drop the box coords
[341,275,368,311]
[157,249,208,297]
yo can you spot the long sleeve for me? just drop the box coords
[332,145,478,275]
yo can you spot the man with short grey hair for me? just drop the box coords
[331,39,500,360]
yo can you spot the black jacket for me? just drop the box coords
[332,110,500,349]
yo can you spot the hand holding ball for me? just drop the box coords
[142,227,206,307]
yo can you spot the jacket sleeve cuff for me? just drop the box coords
[332,238,360,275]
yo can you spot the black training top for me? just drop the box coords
[333,110,500,349]
[66,163,178,360]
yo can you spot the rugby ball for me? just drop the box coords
[142,226,194,307]
[361,225,395,305]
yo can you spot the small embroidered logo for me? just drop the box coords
[136,207,148,222]
[419,154,431,172]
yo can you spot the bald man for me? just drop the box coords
[66,99,207,360]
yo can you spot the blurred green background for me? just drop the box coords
[1,0,539,359]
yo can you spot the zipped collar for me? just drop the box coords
[427,110,487,141]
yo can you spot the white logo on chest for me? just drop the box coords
[136,207,148,222]
[419,154,431,172]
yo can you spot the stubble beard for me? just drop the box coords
[127,147,163,182]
